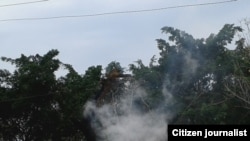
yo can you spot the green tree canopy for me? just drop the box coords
[0,49,102,140]
[130,24,250,124]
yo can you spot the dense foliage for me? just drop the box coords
[1,23,250,140]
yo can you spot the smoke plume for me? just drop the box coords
[84,83,170,141]
[83,51,199,141]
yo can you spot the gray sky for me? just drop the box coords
[0,0,249,74]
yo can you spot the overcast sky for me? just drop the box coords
[0,0,249,74]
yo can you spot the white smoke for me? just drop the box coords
[84,83,169,141]
[183,52,198,75]
[83,51,199,141]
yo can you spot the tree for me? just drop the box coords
[96,61,131,107]
[0,50,61,140]
[224,22,250,111]
[0,49,102,140]
[130,24,250,124]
